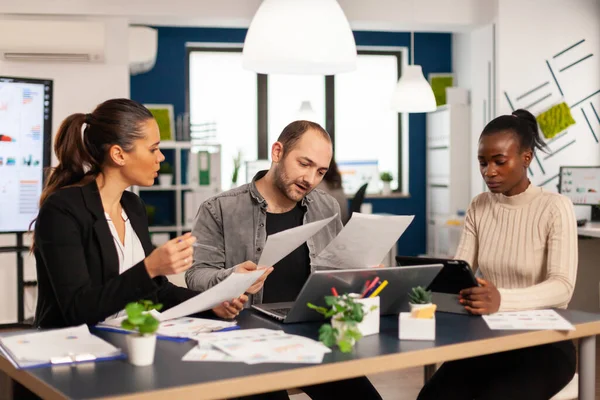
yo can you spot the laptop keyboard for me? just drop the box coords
[271,307,292,317]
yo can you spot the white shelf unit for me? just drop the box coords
[426,104,471,257]
[133,141,193,237]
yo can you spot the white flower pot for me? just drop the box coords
[158,174,173,188]
[382,181,391,195]
[331,318,357,346]
[126,334,156,366]
[409,302,433,312]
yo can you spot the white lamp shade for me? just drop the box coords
[243,0,357,75]
[295,101,318,122]
[391,65,437,113]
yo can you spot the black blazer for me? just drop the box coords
[34,180,201,328]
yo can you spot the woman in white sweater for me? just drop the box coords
[418,109,577,400]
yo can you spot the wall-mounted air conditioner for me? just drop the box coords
[129,26,158,75]
[0,19,105,63]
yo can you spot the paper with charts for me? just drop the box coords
[482,310,575,331]
[182,328,330,364]
[98,314,236,338]
[0,325,121,367]
[158,269,266,321]
[258,214,337,267]
[313,213,414,268]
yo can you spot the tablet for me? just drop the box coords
[396,256,478,314]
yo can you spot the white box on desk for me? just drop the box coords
[398,312,435,341]
[355,296,380,336]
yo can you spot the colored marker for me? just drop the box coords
[369,280,388,298]
[331,287,339,296]
[361,277,380,298]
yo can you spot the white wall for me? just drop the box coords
[0,16,130,323]
[0,0,496,32]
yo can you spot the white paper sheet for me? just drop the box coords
[313,213,414,268]
[182,347,238,362]
[98,315,237,338]
[482,310,575,331]
[258,214,337,267]
[0,325,120,363]
[158,269,267,321]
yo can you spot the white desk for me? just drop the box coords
[578,222,600,238]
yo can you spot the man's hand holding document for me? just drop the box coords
[314,213,414,269]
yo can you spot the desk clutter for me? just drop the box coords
[182,328,331,364]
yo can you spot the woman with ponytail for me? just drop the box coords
[418,109,577,399]
[33,99,251,328]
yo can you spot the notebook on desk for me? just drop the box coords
[0,324,125,369]
[253,265,443,323]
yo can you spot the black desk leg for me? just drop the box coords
[12,379,41,400]
[423,364,436,383]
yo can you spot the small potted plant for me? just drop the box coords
[380,172,393,195]
[158,162,174,188]
[231,150,242,189]
[122,300,163,366]
[307,294,378,353]
[408,286,433,312]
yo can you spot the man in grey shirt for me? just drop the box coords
[186,120,382,400]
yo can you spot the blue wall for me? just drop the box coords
[131,28,452,256]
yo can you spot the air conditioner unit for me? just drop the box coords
[0,20,105,63]
[129,26,158,75]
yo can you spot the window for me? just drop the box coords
[188,48,257,189]
[187,46,405,193]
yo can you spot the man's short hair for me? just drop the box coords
[277,120,331,158]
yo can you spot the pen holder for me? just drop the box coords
[398,312,435,341]
[353,295,380,336]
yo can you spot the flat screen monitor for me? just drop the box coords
[337,160,380,195]
[0,76,52,233]
[558,166,600,206]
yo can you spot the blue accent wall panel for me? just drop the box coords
[131,28,452,256]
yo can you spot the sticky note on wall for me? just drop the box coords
[536,102,576,139]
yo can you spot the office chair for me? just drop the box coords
[347,183,368,223]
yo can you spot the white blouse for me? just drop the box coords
[104,208,145,275]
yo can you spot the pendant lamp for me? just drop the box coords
[243,0,357,75]
[391,32,437,113]
[295,101,318,122]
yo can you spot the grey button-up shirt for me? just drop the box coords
[185,171,344,304]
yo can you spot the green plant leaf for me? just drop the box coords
[307,303,329,316]
[318,324,337,348]
[324,296,338,306]
[121,319,135,331]
[138,315,159,335]
[125,302,144,319]
[338,339,353,353]
[346,328,363,341]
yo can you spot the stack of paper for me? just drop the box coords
[97,314,237,340]
[0,325,123,369]
[182,328,330,364]
[482,310,575,331]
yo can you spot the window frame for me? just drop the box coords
[186,44,406,192]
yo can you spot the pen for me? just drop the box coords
[361,277,380,298]
[369,280,388,298]
[361,280,371,294]
[331,287,339,296]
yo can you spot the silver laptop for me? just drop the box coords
[252,265,443,324]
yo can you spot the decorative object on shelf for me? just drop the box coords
[122,300,163,366]
[536,101,576,139]
[144,104,175,142]
[145,205,156,226]
[408,286,433,311]
[307,293,378,353]
[243,0,356,75]
[391,32,437,113]
[380,171,393,195]
[158,162,173,187]
[399,286,436,341]
[231,150,242,188]
[429,73,454,107]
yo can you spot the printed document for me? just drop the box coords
[314,213,414,268]
[482,310,575,331]
[159,269,266,321]
[258,214,337,267]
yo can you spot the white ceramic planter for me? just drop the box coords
[158,174,173,188]
[382,181,391,195]
[126,334,156,366]
[399,312,436,341]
